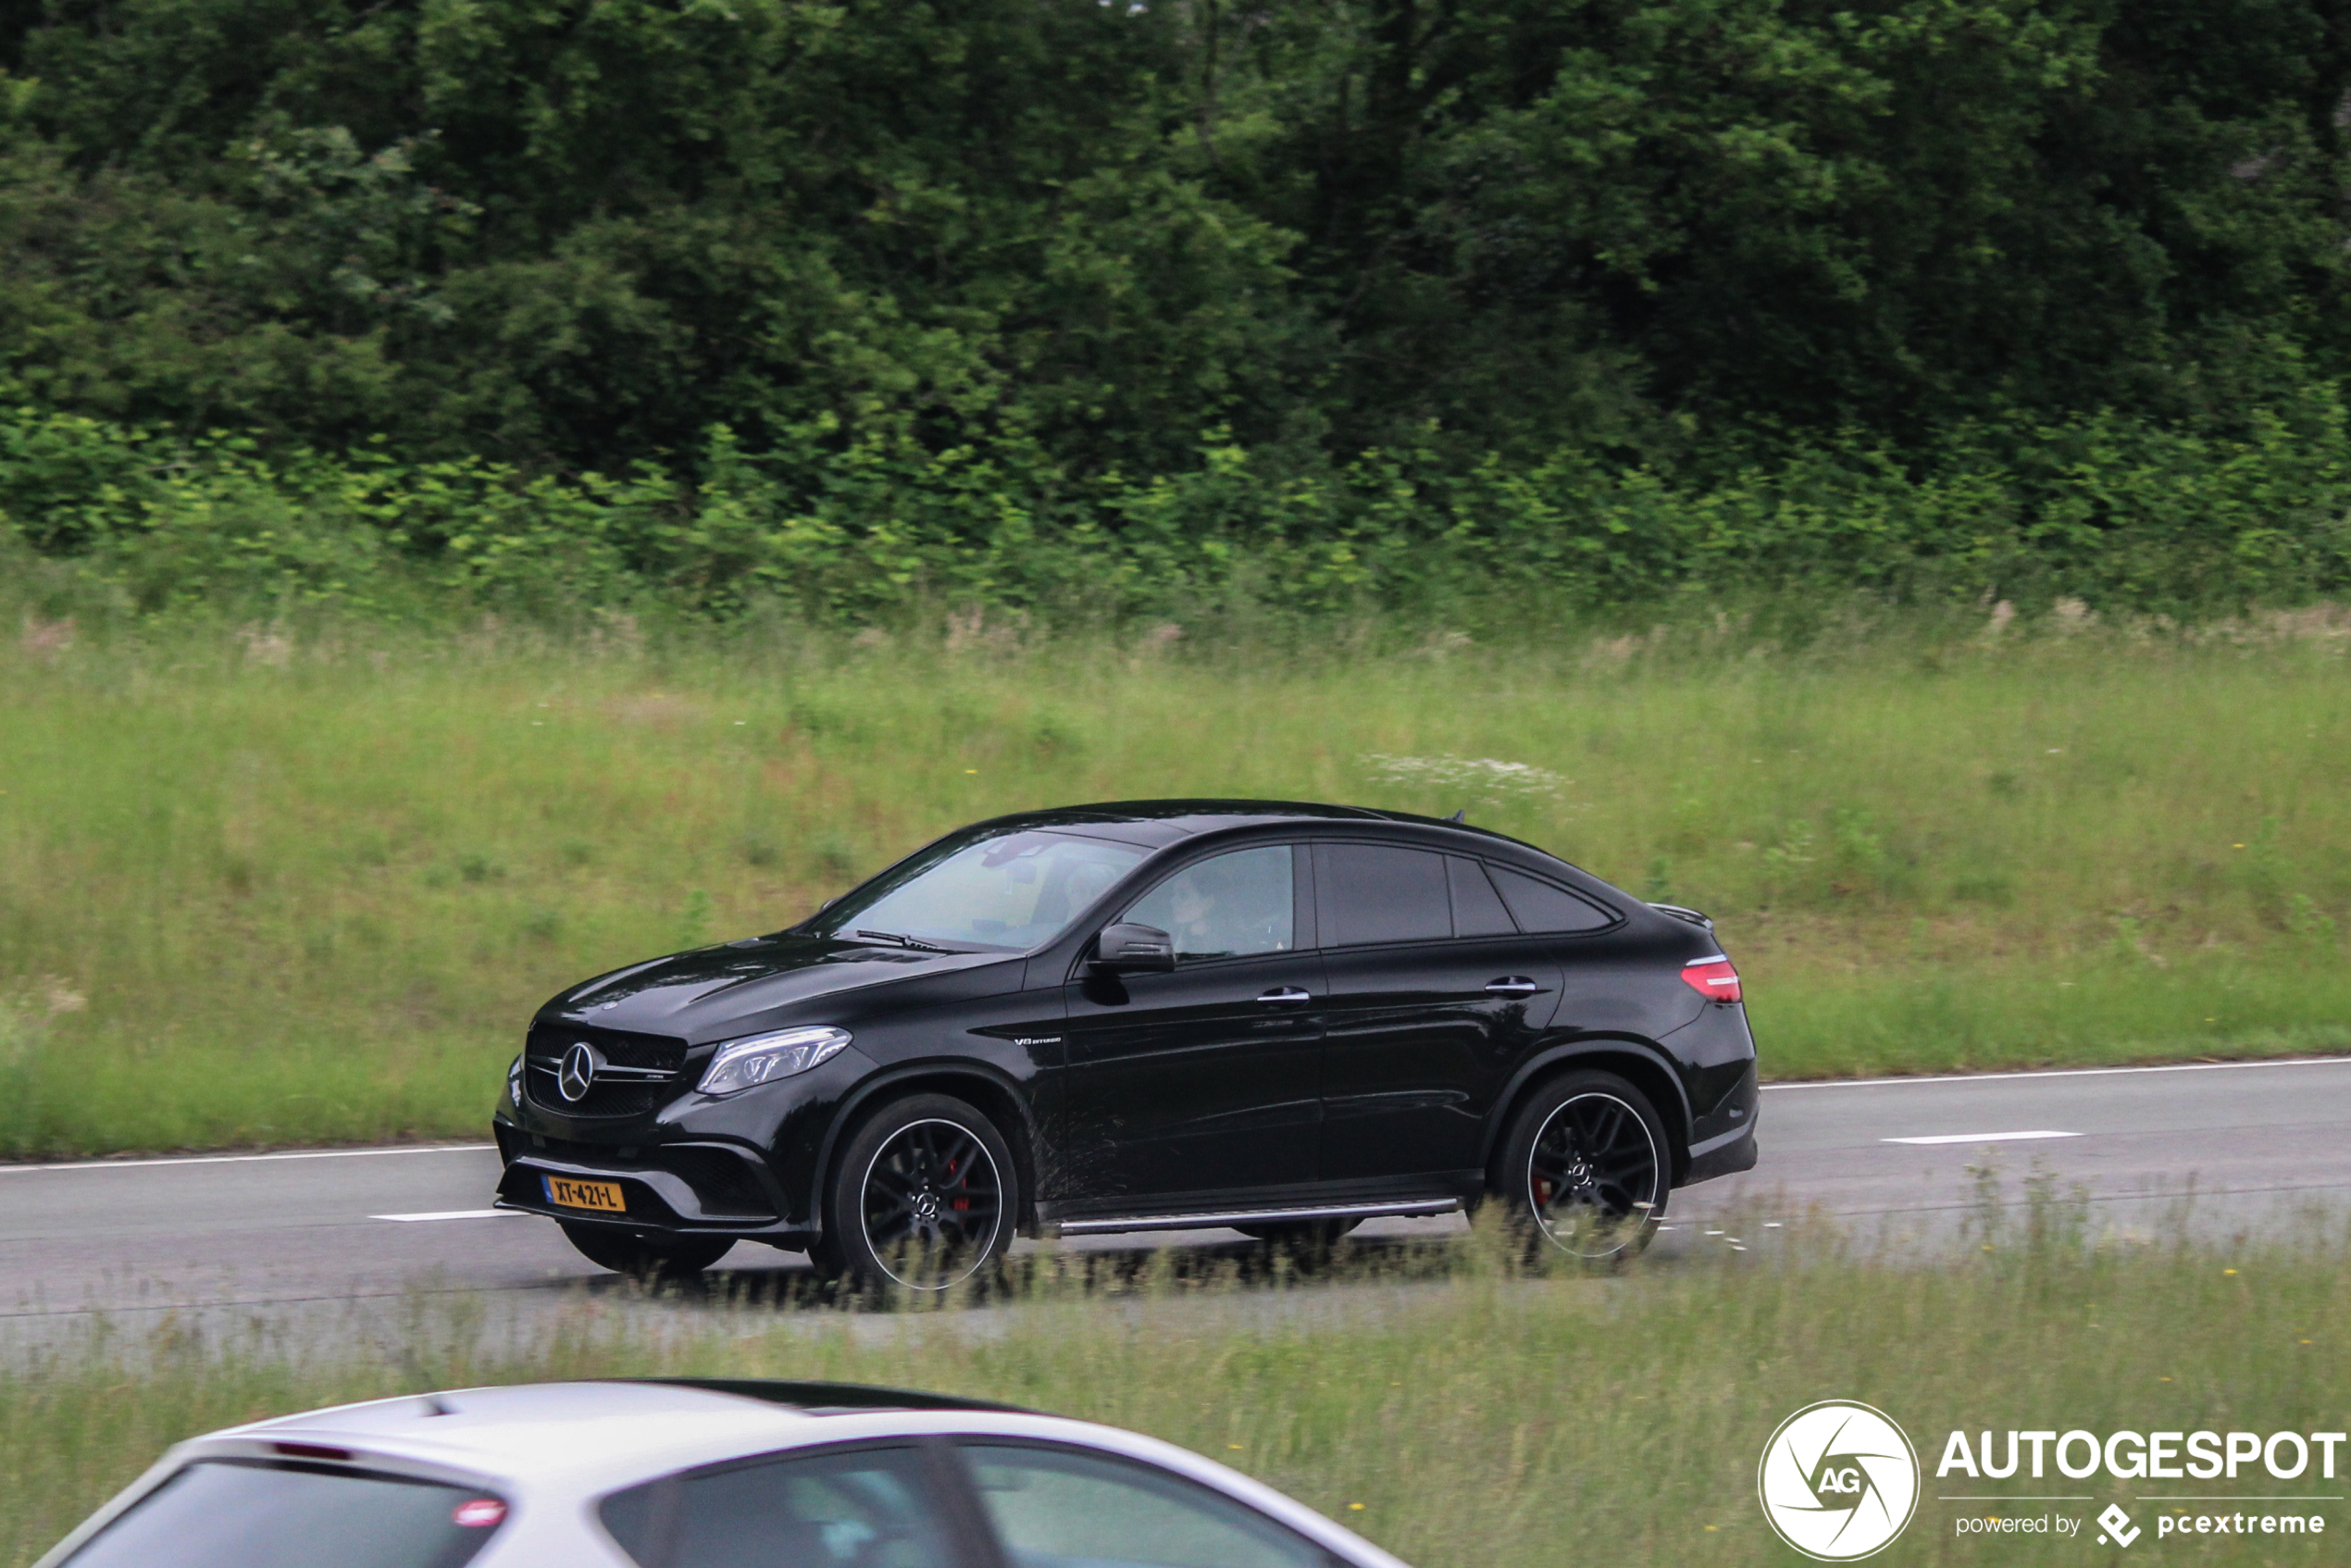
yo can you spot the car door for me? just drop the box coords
[1314,845,1567,1182]
[1057,844,1325,1205]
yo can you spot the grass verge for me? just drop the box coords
[5,1202,2345,1565]
[5,606,2351,1153]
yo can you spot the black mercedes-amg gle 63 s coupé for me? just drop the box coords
[491,801,1758,1285]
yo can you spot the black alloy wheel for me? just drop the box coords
[559,1222,735,1279]
[821,1093,1017,1291]
[1496,1070,1667,1261]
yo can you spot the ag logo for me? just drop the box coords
[1759,1400,1921,1561]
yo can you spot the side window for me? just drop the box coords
[1446,856,1516,938]
[1487,865,1615,934]
[600,1446,959,1568]
[960,1444,1333,1568]
[1320,844,1450,947]
[1121,846,1294,961]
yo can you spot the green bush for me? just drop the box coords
[9,387,2351,623]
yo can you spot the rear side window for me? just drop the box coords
[601,1444,958,1568]
[1319,845,1451,946]
[1487,866,1616,933]
[1446,857,1517,937]
[62,1461,505,1568]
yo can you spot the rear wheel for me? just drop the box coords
[817,1093,1018,1291]
[560,1223,734,1279]
[1494,1070,1668,1262]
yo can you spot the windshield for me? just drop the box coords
[63,1461,506,1568]
[801,827,1150,952]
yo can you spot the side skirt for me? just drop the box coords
[1049,1196,1461,1238]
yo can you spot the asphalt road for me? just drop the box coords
[3,1055,2345,1347]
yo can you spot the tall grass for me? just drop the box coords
[5,1202,2345,1566]
[4,605,2350,1154]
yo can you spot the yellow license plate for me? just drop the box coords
[543,1176,626,1213]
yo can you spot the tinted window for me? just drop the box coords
[1446,857,1516,937]
[1487,866,1615,933]
[603,1445,957,1568]
[1321,844,1450,947]
[1122,847,1294,961]
[962,1444,1329,1568]
[804,828,1149,951]
[63,1462,504,1568]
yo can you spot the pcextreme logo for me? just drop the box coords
[1760,1401,1922,1561]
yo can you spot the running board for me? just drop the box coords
[1053,1197,1461,1237]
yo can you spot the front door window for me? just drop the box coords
[960,1444,1332,1568]
[1120,845,1295,959]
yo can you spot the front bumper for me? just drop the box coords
[491,1118,815,1247]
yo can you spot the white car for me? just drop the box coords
[33,1378,1410,1568]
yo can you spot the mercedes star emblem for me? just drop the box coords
[557,1041,603,1103]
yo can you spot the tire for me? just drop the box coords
[560,1222,735,1279]
[1232,1218,1362,1247]
[1493,1069,1669,1262]
[817,1093,1019,1291]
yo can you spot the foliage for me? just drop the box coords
[0,0,2338,485]
[8,382,2351,619]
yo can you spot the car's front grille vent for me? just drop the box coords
[658,1148,774,1215]
[524,1025,690,1118]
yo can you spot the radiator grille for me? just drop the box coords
[524,1024,690,1119]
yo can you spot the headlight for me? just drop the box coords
[697,1026,852,1097]
[506,1053,523,1105]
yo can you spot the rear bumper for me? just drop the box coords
[1680,1122,1758,1186]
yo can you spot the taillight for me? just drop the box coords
[1681,957,1741,1003]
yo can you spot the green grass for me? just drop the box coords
[6,607,2351,1154]
[6,1203,2348,1566]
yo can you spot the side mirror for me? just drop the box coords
[1093,922,1176,974]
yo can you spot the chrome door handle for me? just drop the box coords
[1256,987,1313,1007]
[1485,977,1541,997]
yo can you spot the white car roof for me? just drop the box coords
[210,1381,835,1485]
[51,1381,1410,1568]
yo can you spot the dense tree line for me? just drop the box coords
[0,0,2343,491]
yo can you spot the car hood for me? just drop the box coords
[542,933,1018,1037]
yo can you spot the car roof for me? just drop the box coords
[207,1382,838,1479]
[99,1381,1410,1568]
[985,798,1538,852]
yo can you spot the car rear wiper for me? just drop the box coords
[852,928,957,953]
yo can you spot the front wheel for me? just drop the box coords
[1493,1070,1668,1262]
[817,1093,1019,1291]
[560,1223,735,1279]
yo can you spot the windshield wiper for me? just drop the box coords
[852,928,956,953]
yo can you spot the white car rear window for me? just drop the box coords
[62,1460,505,1568]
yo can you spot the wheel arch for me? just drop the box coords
[814,1062,1044,1239]
[1479,1039,1694,1188]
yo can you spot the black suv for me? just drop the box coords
[491,801,1758,1284]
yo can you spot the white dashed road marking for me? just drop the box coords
[1882,1129,2081,1146]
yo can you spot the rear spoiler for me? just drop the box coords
[1647,902,1714,932]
